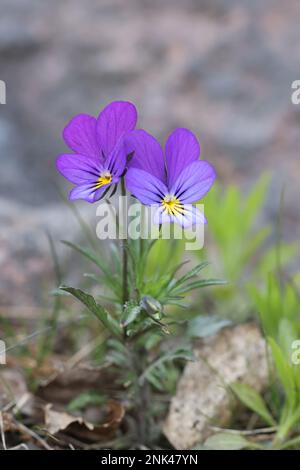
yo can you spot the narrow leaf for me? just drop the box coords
[204,433,251,450]
[60,286,121,337]
[172,278,227,295]
[231,382,276,426]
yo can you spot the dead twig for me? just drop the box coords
[12,419,53,451]
[209,425,277,436]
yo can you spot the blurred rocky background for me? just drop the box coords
[1,0,300,311]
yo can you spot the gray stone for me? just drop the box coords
[163,323,268,450]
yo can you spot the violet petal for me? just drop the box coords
[125,168,168,205]
[166,128,200,188]
[63,114,100,159]
[171,160,216,203]
[97,101,137,157]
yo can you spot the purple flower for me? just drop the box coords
[56,101,137,203]
[125,128,216,227]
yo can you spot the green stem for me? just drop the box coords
[130,343,150,446]
[139,238,145,263]
[137,205,145,294]
[279,434,300,450]
[272,411,295,448]
[119,189,151,444]
[140,204,145,261]
[121,178,129,309]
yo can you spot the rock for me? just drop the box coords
[0,198,96,310]
[163,323,268,450]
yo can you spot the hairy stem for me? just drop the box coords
[120,184,151,444]
[140,204,145,261]
[121,177,129,309]
[130,344,150,446]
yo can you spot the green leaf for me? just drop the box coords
[145,371,166,392]
[258,243,298,277]
[201,175,272,288]
[268,337,296,408]
[60,286,121,337]
[154,261,189,299]
[139,346,194,385]
[231,382,276,426]
[243,173,270,229]
[278,318,298,360]
[240,225,271,266]
[49,288,69,297]
[279,434,300,450]
[172,278,227,295]
[68,392,107,412]
[145,238,185,280]
[62,241,121,296]
[204,432,251,450]
[173,261,210,288]
[62,241,105,271]
[121,304,142,327]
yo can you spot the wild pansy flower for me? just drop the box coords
[56,101,137,203]
[125,128,216,227]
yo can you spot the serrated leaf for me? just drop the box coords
[60,286,121,337]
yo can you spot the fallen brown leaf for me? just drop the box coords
[44,400,125,443]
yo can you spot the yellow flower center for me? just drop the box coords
[94,171,112,189]
[161,195,184,216]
